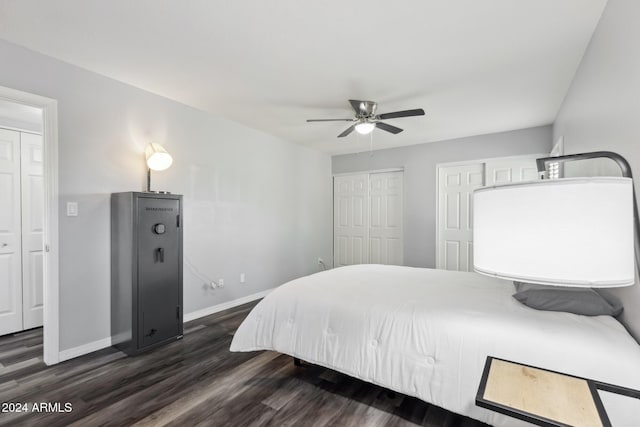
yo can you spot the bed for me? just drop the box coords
[230,265,640,426]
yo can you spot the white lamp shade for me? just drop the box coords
[355,122,375,135]
[145,143,173,171]
[473,177,635,288]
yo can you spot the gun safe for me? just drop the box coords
[111,192,183,355]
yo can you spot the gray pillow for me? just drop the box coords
[512,282,623,317]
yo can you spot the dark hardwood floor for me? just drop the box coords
[0,302,489,427]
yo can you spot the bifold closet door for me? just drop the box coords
[334,171,404,267]
[0,128,23,336]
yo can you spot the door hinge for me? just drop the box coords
[176,214,181,228]
[176,306,181,319]
[45,244,50,253]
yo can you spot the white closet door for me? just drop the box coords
[437,164,484,272]
[369,171,403,265]
[21,133,44,329]
[485,158,539,185]
[334,174,369,267]
[0,128,23,336]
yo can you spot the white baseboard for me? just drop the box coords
[183,287,275,322]
[59,336,112,362]
[57,288,274,362]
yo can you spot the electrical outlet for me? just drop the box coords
[218,279,224,288]
[240,273,245,283]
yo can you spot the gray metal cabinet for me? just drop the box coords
[111,192,183,355]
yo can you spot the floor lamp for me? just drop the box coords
[472,151,640,427]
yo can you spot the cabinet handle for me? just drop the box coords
[156,247,165,263]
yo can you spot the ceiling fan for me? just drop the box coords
[306,99,425,138]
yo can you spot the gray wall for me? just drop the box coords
[0,40,332,352]
[332,126,552,268]
[553,0,640,341]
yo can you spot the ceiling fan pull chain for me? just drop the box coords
[370,132,374,157]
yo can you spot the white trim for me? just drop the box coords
[183,288,276,322]
[59,337,112,362]
[332,167,403,177]
[0,124,42,135]
[435,153,548,169]
[0,85,59,366]
[58,288,276,361]
[551,136,564,157]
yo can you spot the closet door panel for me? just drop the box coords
[333,174,369,267]
[369,171,404,265]
[21,132,44,329]
[0,129,23,335]
[437,164,484,272]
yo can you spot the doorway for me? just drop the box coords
[0,86,59,365]
[0,124,44,335]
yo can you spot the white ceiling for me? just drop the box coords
[0,0,607,155]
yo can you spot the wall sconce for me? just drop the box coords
[144,142,172,193]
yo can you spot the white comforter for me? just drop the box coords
[230,265,640,426]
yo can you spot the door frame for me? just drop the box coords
[333,167,405,177]
[0,85,59,365]
[435,154,546,270]
[332,168,404,267]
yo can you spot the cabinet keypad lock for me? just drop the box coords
[153,223,166,234]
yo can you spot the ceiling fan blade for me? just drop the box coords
[306,118,354,122]
[377,108,425,120]
[375,122,404,135]
[338,124,356,138]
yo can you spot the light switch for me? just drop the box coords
[67,202,78,217]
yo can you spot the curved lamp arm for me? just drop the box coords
[536,151,632,178]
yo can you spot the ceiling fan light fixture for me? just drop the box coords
[355,122,375,135]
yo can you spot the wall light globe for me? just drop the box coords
[145,143,173,171]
